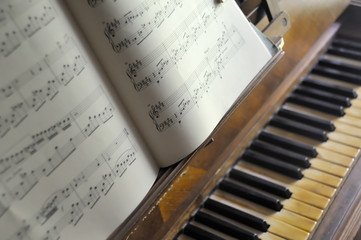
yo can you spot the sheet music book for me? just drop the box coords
[0,0,272,239]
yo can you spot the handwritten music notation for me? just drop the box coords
[0,87,114,217]
[148,25,244,132]
[0,0,56,58]
[125,0,221,92]
[103,0,182,53]
[4,130,137,240]
[0,36,86,139]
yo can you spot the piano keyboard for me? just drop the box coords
[175,33,361,240]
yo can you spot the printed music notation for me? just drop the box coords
[103,0,182,53]
[125,0,222,92]
[0,0,56,58]
[148,25,244,132]
[87,0,118,8]
[0,87,114,217]
[0,36,86,139]
[4,130,137,240]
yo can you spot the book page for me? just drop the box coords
[0,0,159,239]
[65,0,273,167]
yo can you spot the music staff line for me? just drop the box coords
[4,130,136,240]
[125,0,222,92]
[0,87,107,178]
[148,25,244,132]
[104,0,182,53]
[0,38,87,139]
[0,0,56,58]
[0,101,114,218]
[87,0,118,8]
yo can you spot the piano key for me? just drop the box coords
[332,36,361,53]
[351,98,361,108]
[277,107,335,131]
[327,45,361,61]
[219,179,283,211]
[312,65,361,85]
[268,115,328,142]
[183,223,226,240]
[302,168,342,188]
[286,185,329,209]
[332,121,361,138]
[318,57,361,75]
[281,198,323,221]
[265,126,359,158]
[294,85,351,107]
[258,232,285,240]
[231,167,334,203]
[249,140,310,168]
[229,169,292,198]
[316,147,353,167]
[234,162,336,198]
[194,211,260,240]
[212,192,317,233]
[258,131,317,157]
[203,198,270,232]
[266,218,309,240]
[282,104,361,151]
[309,158,348,177]
[301,78,358,98]
[344,106,361,118]
[327,131,361,148]
[236,161,340,195]
[241,150,303,179]
[286,93,345,116]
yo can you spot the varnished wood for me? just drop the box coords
[108,1,357,239]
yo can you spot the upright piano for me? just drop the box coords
[110,0,361,239]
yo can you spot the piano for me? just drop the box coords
[109,0,361,239]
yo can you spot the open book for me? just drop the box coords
[0,0,273,239]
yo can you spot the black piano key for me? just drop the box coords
[249,139,310,168]
[332,36,361,53]
[318,57,361,76]
[286,93,345,116]
[268,115,328,142]
[241,150,304,179]
[258,131,318,157]
[312,65,361,85]
[294,85,351,107]
[278,107,335,131]
[219,179,283,211]
[194,211,260,240]
[183,223,226,240]
[302,78,357,98]
[229,169,292,199]
[203,198,270,232]
[327,45,361,61]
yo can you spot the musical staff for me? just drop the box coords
[0,0,56,58]
[125,0,221,91]
[149,25,244,132]
[5,130,136,240]
[103,0,182,53]
[0,87,116,217]
[0,36,86,138]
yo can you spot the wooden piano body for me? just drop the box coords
[110,1,361,239]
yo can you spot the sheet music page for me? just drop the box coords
[65,0,273,167]
[0,0,159,239]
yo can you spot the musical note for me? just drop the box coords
[125,0,220,91]
[104,0,182,53]
[0,87,107,179]
[148,25,244,132]
[0,0,57,58]
[6,130,136,240]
